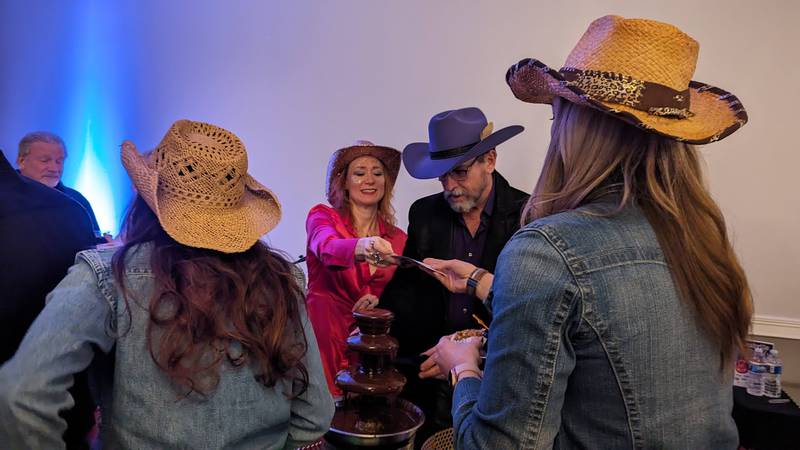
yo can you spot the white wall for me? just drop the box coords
[1,1,798,336]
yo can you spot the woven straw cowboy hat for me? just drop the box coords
[506,15,747,144]
[325,140,401,204]
[121,120,281,253]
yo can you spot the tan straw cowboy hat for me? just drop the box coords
[121,120,281,253]
[506,15,747,144]
[325,140,401,204]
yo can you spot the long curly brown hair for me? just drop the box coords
[112,196,309,397]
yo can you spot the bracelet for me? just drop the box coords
[466,268,488,297]
[449,362,483,387]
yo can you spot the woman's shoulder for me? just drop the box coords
[517,203,660,265]
[524,202,639,236]
[308,203,334,213]
[75,246,118,274]
[383,221,407,239]
[77,243,153,275]
[307,203,343,221]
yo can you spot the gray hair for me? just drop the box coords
[18,131,67,160]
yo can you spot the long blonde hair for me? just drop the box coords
[523,97,752,365]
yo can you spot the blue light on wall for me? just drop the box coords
[72,120,118,235]
[57,2,135,236]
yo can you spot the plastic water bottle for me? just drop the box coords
[747,347,767,396]
[763,349,783,398]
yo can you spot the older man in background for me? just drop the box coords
[16,131,102,238]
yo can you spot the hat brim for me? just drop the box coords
[402,125,524,179]
[506,58,748,144]
[158,176,281,253]
[122,143,282,253]
[325,144,401,202]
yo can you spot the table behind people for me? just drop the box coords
[0,149,97,449]
[380,107,527,445]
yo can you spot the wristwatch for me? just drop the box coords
[449,362,482,387]
[466,268,488,297]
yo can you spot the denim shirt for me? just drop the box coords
[452,199,738,449]
[0,244,334,449]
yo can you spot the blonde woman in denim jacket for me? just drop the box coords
[0,121,334,449]
[420,17,753,449]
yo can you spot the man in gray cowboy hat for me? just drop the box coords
[380,106,528,442]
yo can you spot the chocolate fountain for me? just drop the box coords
[324,308,425,449]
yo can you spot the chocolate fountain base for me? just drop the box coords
[324,398,424,449]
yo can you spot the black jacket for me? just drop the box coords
[0,151,97,448]
[55,182,101,236]
[380,171,529,358]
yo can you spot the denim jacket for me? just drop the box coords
[452,199,738,449]
[0,244,334,449]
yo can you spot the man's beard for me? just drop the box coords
[444,187,480,213]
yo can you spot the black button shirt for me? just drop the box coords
[446,183,495,332]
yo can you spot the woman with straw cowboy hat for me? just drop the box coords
[420,16,752,449]
[0,120,334,449]
[305,140,407,397]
